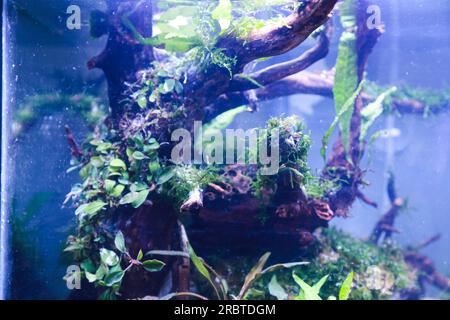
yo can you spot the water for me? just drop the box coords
[1,0,450,300]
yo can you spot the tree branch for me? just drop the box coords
[229,21,332,92]
[210,70,449,120]
[216,0,337,67]
[88,0,154,122]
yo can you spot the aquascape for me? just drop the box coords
[4,0,450,300]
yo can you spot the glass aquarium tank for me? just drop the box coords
[1,0,449,300]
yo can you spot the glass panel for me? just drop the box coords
[1,0,449,300]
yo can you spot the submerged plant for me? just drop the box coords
[58,0,450,300]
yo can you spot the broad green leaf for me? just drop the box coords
[100,248,120,266]
[110,184,125,198]
[156,167,175,185]
[85,271,97,283]
[188,243,212,282]
[340,0,357,29]
[90,156,104,168]
[63,243,84,252]
[104,179,116,193]
[360,87,397,142]
[212,0,233,31]
[322,81,364,160]
[80,260,96,273]
[120,189,150,208]
[312,275,329,292]
[292,273,324,300]
[146,138,160,151]
[114,231,126,253]
[339,271,354,300]
[110,158,127,170]
[155,35,202,52]
[268,275,288,300]
[142,259,166,272]
[104,270,125,286]
[96,142,113,153]
[332,0,359,155]
[148,162,161,173]
[195,106,247,152]
[137,250,143,261]
[95,265,107,280]
[132,151,147,161]
[137,95,147,109]
[76,200,106,217]
[188,243,221,299]
[163,79,176,93]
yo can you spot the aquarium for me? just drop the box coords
[1,0,449,301]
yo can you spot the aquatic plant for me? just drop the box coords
[59,0,450,300]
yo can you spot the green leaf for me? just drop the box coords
[100,248,120,266]
[90,156,104,168]
[104,270,125,286]
[80,260,96,273]
[148,162,161,173]
[114,231,126,253]
[156,167,175,185]
[292,273,326,300]
[110,158,127,170]
[104,179,116,193]
[163,79,176,93]
[339,271,354,300]
[95,265,107,280]
[322,81,364,161]
[142,259,166,272]
[156,35,202,53]
[312,275,329,292]
[195,106,246,152]
[85,271,97,283]
[96,142,113,153]
[132,151,147,161]
[212,0,233,31]
[340,0,357,29]
[360,87,397,142]
[261,261,308,275]
[110,184,125,198]
[137,95,147,109]
[146,138,160,151]
[64,243,84,253]
[188,243,221,299]
[137,250,143,261]
[237,252,271,300]
[332,0,359,155]
[119,189,150,208]
[76,200,107,217]
[268,275,288,300]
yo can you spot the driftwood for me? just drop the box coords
[76,0,449,298]
[370,173,450,297]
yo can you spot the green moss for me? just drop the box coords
[254,228,419,300]
[164,165,221,207]
[365,81,450,116]
[254,116,338,202]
